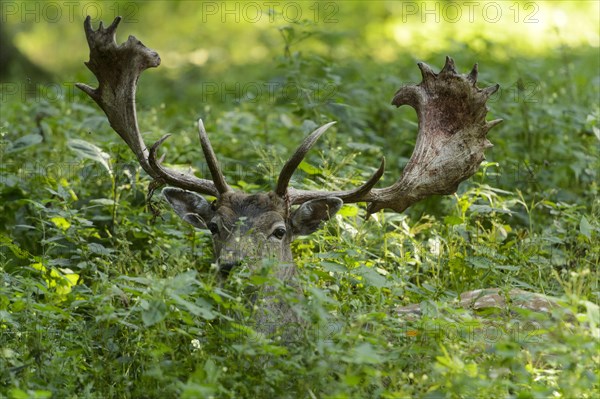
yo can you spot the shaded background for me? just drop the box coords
[2,1,598,79]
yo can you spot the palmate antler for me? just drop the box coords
[76,16,228,197]
[282,57,502,214]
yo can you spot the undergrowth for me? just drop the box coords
[1,16,599,399]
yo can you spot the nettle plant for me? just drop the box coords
[77,17,513,327]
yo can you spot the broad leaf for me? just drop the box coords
[68,139,112,176]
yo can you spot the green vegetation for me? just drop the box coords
[1,2,598,398]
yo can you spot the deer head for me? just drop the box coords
[77,16,502,285]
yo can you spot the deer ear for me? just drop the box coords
[291,197,343,236]
[162,187,214,229]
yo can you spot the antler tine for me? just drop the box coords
[77,16,219,196]
[275,121,336,197]
[148,135,220,197]
[198,119,231,194]
[286,157,385,205]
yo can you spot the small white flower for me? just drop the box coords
[428,237,441,256]
[191,339,201,351]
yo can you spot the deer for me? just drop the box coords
[77,16,566,336]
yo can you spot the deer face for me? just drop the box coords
[162,188,342,276]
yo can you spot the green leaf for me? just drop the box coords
[301,119,318,133]
[89,198,116,206]
[141,299,168,326]
[87,242,115,255]
[467,256,494,269]
[118,275,153,285]
[8,389,30,399]
[343,342,383,364]
[170,293,216,320]
[68,139,112,176]
[50,216,71,231]
[320,261,347,273]
[168,270,199,294]
[579,216,592,239]
[7,389,51,399]
[469,205,512,215]
[261,344,289,356]
[33,391,52,399]
[297,161,322,175]
[337,205,358,217]
[203,358,219,384]
[355,265,388,288]
[444,215,464,226]
[6,134,43,153]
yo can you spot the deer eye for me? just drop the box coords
[271,227,287,240]
[207,221,219,235]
